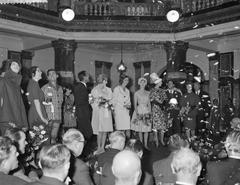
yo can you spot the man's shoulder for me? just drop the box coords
[0,173,27,185]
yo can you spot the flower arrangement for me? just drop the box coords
[133,113,151,126]
[98,97,114,111]
[29,125,48,150]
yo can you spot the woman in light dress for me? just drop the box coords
[91,74,113,154]
[112,75,131,137]
[131,77,151,149]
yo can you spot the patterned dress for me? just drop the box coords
[149,87,168,131]
[131,90,151,132]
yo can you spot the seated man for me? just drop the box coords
[207,130,240,185]
[171,148,202,185]
[153,134,189,184]
[97,131,126,168]
[0,136,26,185]
[125,139,153,185]
[27,144,71,185]
[112,150,142,185]
[62,128,93,185]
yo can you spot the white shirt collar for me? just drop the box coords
[80,81,87,87]
[176,181,195,185]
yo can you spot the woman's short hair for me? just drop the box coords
[30,66,39,78]
[97,74,108,84]
[62,128,84,145]
[225,130,240,154]
[39,144,70,170]
[0,136,14,166]
[119,75,129,85]
[109,131,125,144]
[171,148,201,175]
[125,139,144,153]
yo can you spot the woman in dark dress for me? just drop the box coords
[27,66,48,128]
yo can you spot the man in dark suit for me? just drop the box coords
[0,136,26,185]
[193,82,211,135]
[27,144,71,185]
[153,134,189,185]
[207,130,240,185]
[171,148,202,185]
[74,71,93,140]
[62,128,93,185]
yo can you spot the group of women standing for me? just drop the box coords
[91,72,170,153]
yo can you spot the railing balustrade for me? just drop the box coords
[27,0,239,16]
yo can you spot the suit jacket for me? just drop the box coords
[69,154,93,185]
[0,70,28,129]
[97,148,120,168]
[153,153,176,184]
[207,158,240,185]
[0,172,27,185]
[26,176,65,185]
[74,82,92,139]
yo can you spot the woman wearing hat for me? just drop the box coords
[149,73,168,147]
[131,77,151,149]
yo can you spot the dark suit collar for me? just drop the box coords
[80,81,87,88]
[40,176,65,185]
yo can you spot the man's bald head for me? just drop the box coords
[112,150,141,185]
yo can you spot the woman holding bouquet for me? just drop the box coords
[112,75,131,138]
[91,74,113,154]
[131,77,151,149]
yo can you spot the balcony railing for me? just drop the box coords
[29,0,240,16]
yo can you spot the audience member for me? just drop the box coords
[4,128,31,182]
[42,69,63,144]
[193,81,211,135]
[63,86,76,131]
[0,136,26,185]
[74,71,93,141]
[207,130,240,185]
[223,98,236,132]
[171,148,202,185]
[97,131,126,168]
[125,139,153,185]
[62,128,93,185]
[0,59,28,134]
[112,150,142,185]
[153,134,189,184]
[27,144,70,185]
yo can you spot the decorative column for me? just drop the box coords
[208,52,219,101]
[52,39,77,85]
[164,41,189,80]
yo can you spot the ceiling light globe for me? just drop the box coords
[166,10,180,23]
[62,8,75,22]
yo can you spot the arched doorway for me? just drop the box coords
[158,62,205,93]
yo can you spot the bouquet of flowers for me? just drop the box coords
[133,113,151,126]
[28,125,48,151]
[98,97,114,111]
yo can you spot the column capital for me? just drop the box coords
[52,39,77,51]
[164,41,189,51]
[21,50,34,60]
